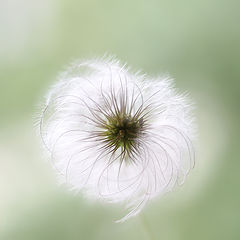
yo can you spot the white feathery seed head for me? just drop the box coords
[40,57,195,222]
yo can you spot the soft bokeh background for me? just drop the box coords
[1,0,240,239]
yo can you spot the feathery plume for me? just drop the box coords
[39,57,195,222]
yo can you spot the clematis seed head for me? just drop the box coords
[39,56,195,222]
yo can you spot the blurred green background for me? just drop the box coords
[0,0,240,239]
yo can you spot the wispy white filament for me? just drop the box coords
[40,57,195,222]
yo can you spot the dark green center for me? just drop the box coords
[102,114,144,156]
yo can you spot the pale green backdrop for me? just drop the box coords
[0,0,240,239]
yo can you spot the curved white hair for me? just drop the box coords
[40,57,195,222]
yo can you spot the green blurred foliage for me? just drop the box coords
[0,0,240,239]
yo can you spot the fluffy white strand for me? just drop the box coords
[39,57,195,222]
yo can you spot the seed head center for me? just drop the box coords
[103,114,144,155]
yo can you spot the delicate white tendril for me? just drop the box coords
[39,57,195,222]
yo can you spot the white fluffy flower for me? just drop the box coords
[40,57,195,222]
